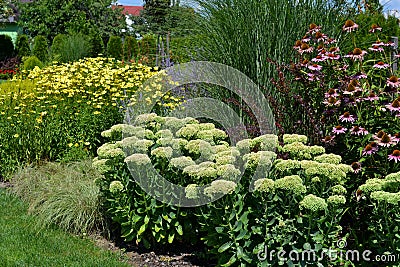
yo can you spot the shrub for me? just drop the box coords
[50,33,90,63]
[0,34,15,61]
[358,171,400,255]
[15,34,31,58]
[89,32,104,57]
[94,115,351,266]
[107,36,123,60]
[32,35,49,62]
[50,34,66,61]
[138,34,157,66]
[22,55,43,70]
[11,160,107,235]
[123,35,138,61]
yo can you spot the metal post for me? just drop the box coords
[391,36,398,73]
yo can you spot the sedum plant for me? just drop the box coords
[358,171,400,255]
[94,115,353,266]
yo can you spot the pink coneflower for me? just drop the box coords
[321,135,335,145]
[325,88,338,98]
[369,45,384,52]
[325,53,340,60]
[307,73,320,81]
[346,96,357,106]
[308,64,322,71]
[339,111,356,123]
[293,40,303,50]
[385,99,400,112]
[393,133,400,143]
[315,31,327,42]
[395,54,400,59]
[373,61,390,69]
[325,38,337,44]
[317,44,325,52]
[350,126,369,136]
[329,47,340,53]
[387,76,400,88]
[311,55,326,62]
[344,48,367,61]
[323,97,341,106]
[388,150,400,163]
[384,41,395,47]
[364,92,379,101]
[351,162,362,174]
[352,72,368,79]
[300,59,310,67]
[299,43,313,54]
[369,24,382,33]
[372,41,385,46]
[344,80,361,95]
[362,144,376,156]
[307,23,321,34]
[301,35,311,43]
[373,130,386,140]
[332,125,347,134]
[343,20,359,32]
[376,133,395,147]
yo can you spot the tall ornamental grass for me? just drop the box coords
[193,0,355,130]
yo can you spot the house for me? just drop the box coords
[112,5,144,34]
[119,6,144,17]
[0,0,32,45]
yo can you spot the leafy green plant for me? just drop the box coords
[358,171,400,255]
[107,36,123,60]
[89,31,105,57]
[138,34,157,66]
[50,33,90,63]
[0,58,157,177]
[50,33,66,61]
[16,34,31,58]
[11,160,107,235]
[22,55,43,70]
[123,35,138,61]
[95,114,351,266]
[0,34,15,61]
[32,35,48,62]
[197,134,351,266]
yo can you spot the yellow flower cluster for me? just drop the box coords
[13,57,161,110]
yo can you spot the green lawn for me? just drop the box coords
[0,188,130,267]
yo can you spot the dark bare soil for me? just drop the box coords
[94,235,215,267]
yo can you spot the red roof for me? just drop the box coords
[118,6,143,16]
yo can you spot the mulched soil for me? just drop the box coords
[94,235,216,267]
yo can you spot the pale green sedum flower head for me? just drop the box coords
[204,180,237,197]
[254,178,275,193]
[300,194,327,212]
[274,175,306,195]
[109,181,124,193]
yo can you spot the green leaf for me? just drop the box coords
[168,233,175,243]
[154,224,162,233]
[144,215,150,225]
[137,223,146,236]
[218,241,233,253]
[221,254,237,267]
[216,226,224,233]
[176,224,183,235]
[236,229,247,240]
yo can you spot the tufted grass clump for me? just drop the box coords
[11,160,106,236]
